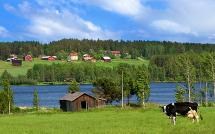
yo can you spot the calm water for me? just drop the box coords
[11,83,214,108]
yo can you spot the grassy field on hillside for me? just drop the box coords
[0,58,149,77]
[0,107,214,134]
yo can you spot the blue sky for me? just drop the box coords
[1,0,215,43]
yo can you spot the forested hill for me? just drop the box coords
[1,39,215,60]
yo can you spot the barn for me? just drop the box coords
[111,51,121,57]
[60,92,106,112]
[48,56,56,61]
[41,56,57,61]
[102,56,111,62]
[68,52,78,61]
[82,54,92,61]
[12,59,22,66]
[24,55,32,61]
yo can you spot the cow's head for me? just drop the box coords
[160,105,167,113]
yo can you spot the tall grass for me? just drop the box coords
[0,107,214,134]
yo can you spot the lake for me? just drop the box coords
[11,82,214,108]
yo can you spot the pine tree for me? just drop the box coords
[175,85,186,102]
[68,80,80,93]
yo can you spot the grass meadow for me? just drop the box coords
[0,107,214,134]
[0,58,149,77]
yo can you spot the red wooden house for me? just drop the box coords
[24,55,32,61]
[83,54,93,61]
[68,52,78,61]
[48,56,56,61]
[111,51,121,57]
[41,56,57,61]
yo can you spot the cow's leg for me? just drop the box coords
[172,116,176,125]
[196,115,199,123]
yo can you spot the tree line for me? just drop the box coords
[1,39,215,60]
[149,52,215,105]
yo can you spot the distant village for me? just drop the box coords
[6,50,128,66]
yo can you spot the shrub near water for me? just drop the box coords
[0,107,214,134]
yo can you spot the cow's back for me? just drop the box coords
[175,102,198,115]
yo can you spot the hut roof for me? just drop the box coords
[60,92,96,101]
[102,56,111,60]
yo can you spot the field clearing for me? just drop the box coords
[0,58,149,77]
[0,107,214,134]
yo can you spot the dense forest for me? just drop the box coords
[1,39,215,60]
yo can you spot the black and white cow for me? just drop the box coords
[161,102,198,125]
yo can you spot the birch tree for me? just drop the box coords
[2,80,13,114]
[178,54,196,102]
[135,65,150,108]
[204,53,215,98]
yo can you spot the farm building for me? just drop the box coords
[23,55,32,61]
[68,52,78,61]
[6,54,18,62]
[97,98,106,108]
[111,51,121,57]
[41,56,57,61]
[82,54,95,61]
[59,92,106,112]
[48,56,56,61]
[12,59,22,66]
[102,56,111,62]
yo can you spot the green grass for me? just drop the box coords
[0,58,149,77]
[0,107,214,134]
[0,59,63,77]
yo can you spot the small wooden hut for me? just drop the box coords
[60,92,106,112]
[102,56,111,62]
[68,52,78,61]
[24,55,33,61]
[12,59,22,66]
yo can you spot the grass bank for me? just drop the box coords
[0,107,214,134]
[0,58,149,77]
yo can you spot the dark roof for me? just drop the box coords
[60,92,96,101]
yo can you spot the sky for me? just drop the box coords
[1,0,215,43]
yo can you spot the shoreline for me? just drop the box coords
[10,81,209,86]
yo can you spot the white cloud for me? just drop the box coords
[77,0,149,19]
[26,11,117,41]
[167,0,215,33]
[4,0,215,43]
[5,1,119,42]
[4,4,15,12]
[157,0,215,39]
[151,20,194,35]
[0,26,9,37]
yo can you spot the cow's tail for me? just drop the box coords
[199,112,203,120]
[198,107,203,120]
